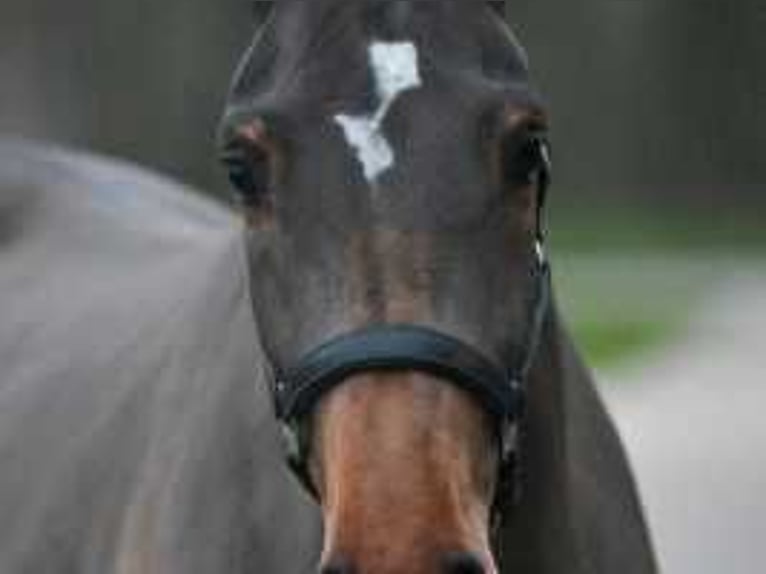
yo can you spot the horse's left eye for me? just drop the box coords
[500,131,551,192]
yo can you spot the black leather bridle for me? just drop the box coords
[267,138,552,525]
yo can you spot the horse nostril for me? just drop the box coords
[442,551,486,574]
[319,559,356,574]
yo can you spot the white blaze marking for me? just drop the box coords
[334,41,422,184]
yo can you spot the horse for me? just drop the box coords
[218,1,657,572]
[0,139,321,573]
[0,1,657,573]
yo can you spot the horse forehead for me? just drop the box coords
[269,0,526,79]
[224,1,533,133]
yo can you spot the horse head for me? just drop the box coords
[219,1,552,572]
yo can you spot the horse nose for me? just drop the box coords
[319,559,356,574]
[442,551,486,574]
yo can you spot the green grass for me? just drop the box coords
[552,254,716,368]
[570,317,674,367]
[545,198,766,367]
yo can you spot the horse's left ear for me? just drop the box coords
[488,1,505,17]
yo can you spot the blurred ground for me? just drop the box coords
[600,261,766,573]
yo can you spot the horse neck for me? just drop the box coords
[493,303,583,572]
[494,302,658,574]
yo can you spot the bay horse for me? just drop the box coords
[219,1,657,572]
[0,1,657,573]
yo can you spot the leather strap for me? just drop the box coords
[273,243,550,501]
[275,324,523,423]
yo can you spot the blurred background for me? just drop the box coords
[1,0,764,571]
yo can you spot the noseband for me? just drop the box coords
[271,243,550,517]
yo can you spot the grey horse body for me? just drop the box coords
[0,138,654,572]
[0,139,319,573]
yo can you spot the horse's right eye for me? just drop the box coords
[220,140,272,205]
[499,129,549,191]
